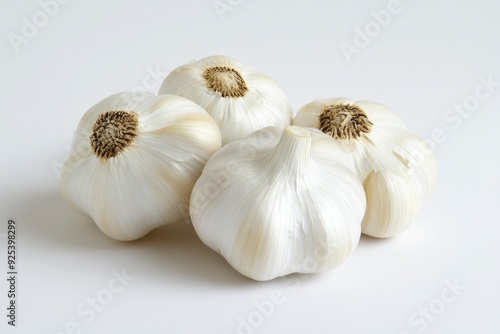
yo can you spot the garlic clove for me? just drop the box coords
[60,92,221,241]
[190,125,366,281]
[293,98,438,238]
[159,55,293,145]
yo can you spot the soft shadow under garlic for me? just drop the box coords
[125,223,258,287]
[13,191,346,287]
[11,191,256,287]
[9,191,111,249]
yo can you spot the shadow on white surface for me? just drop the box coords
[359,233,388,245]
[11,191,256,287]
[10,190,423,289]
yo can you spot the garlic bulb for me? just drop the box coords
[293,98,438,238]
[158,55,293,145]
[60,92,222,241]
[190,125,366,281]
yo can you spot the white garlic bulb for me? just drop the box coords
[60,92,222,241]
[158,55,293,145]
[293,98,438,238]
[190,125,366,281]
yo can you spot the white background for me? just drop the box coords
[1,0,499,333]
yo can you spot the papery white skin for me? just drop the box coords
[190,125,366,281]
[60,92,222,241]
[293,98,438,238]
[159,55,293,145]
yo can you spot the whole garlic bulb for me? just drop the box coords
[293,98,438,238]
[158,55,293,145]
[190,125,366,281]
[60,92,222,241]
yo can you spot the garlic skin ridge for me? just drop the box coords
[60,92,222,241]
[293,98,438,238]
[190,125,366,281]
[158,55,293,145]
